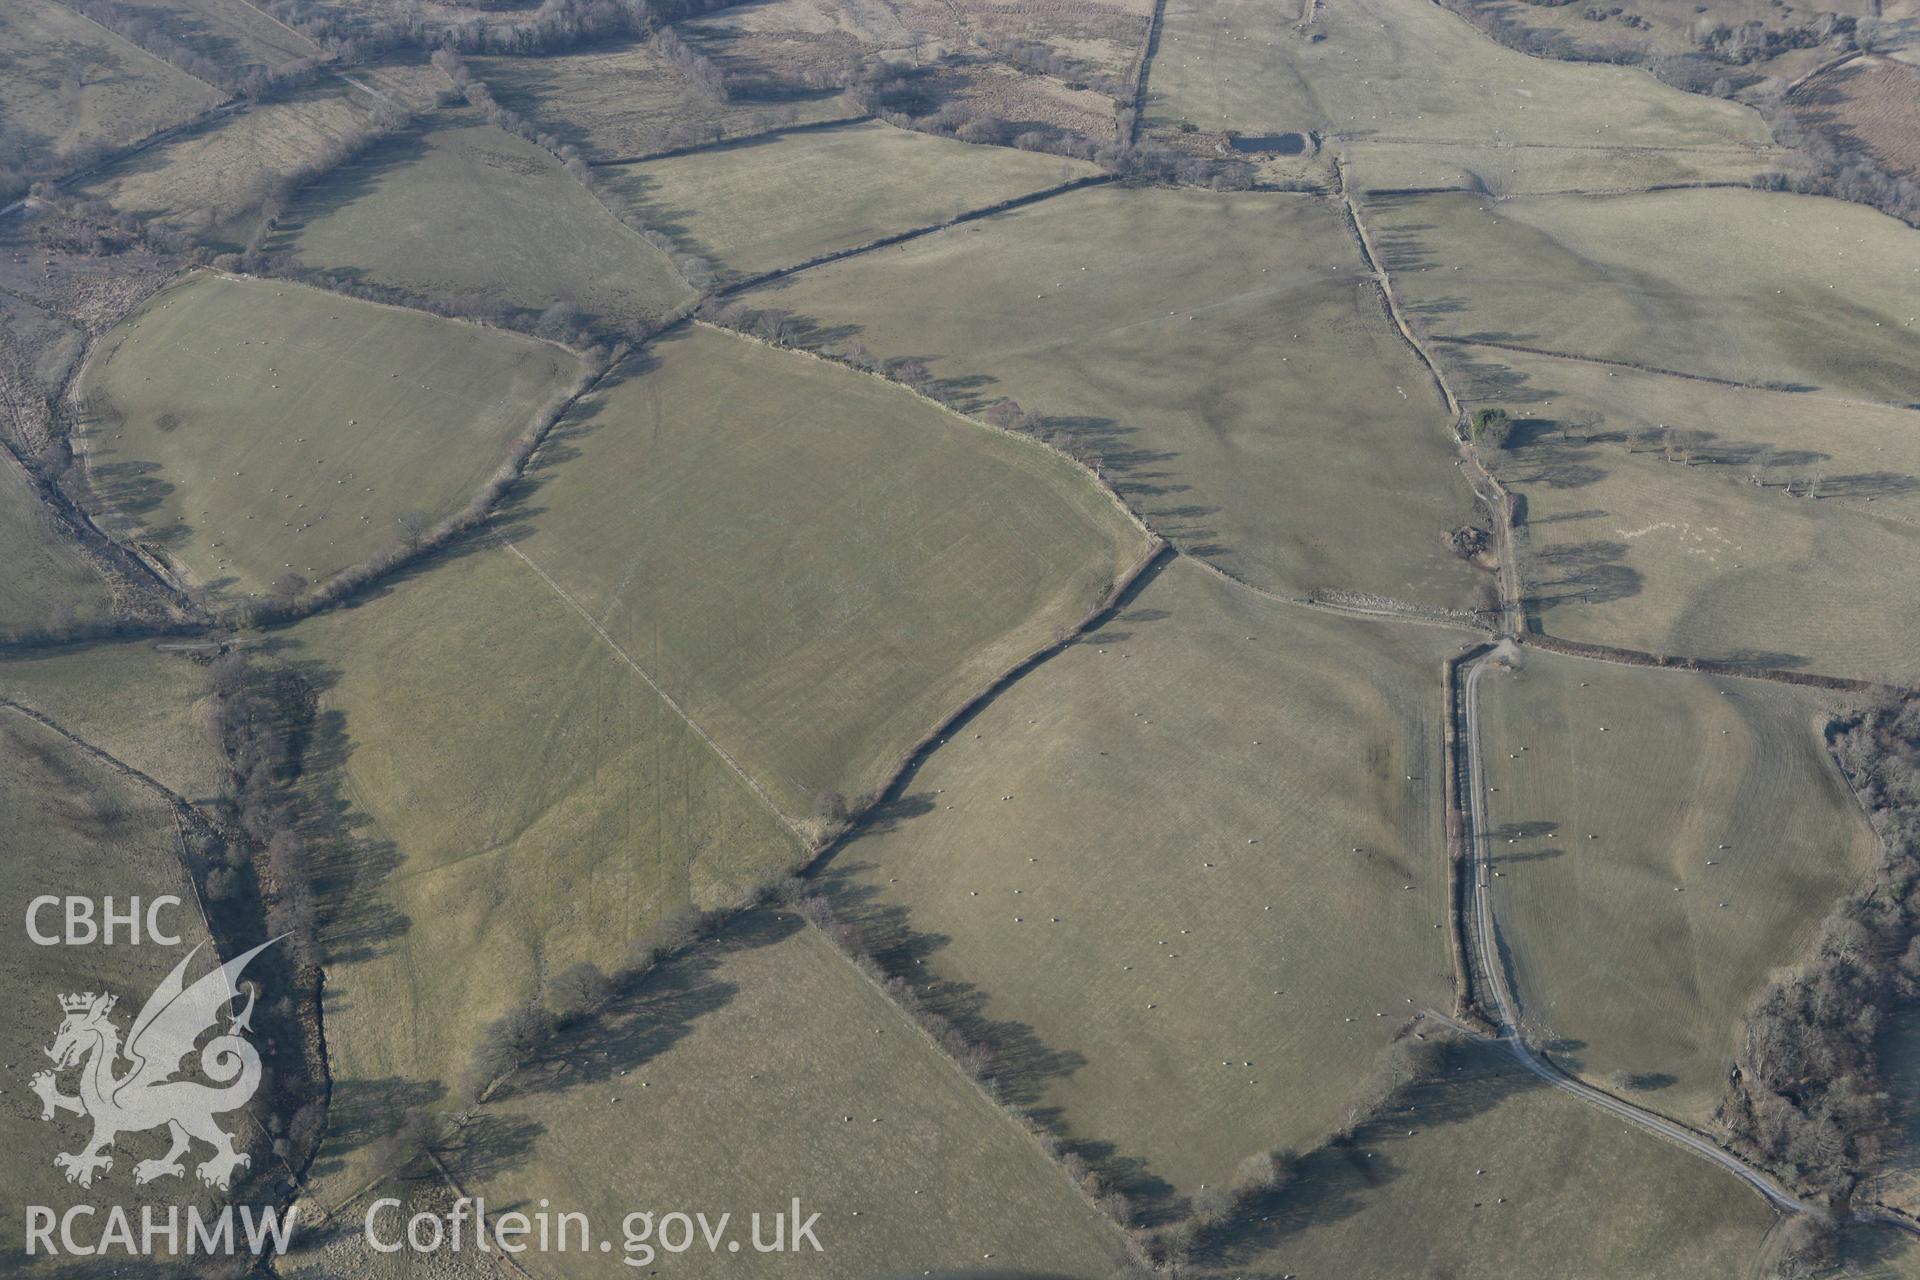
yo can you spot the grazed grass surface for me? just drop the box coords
[75,271,577,595]
[1369,187,1920,406]
[511,323,1150,825]
[288,545,798,1198]
[1146,0,1770,155]
[1344,139,1775,196]
[0,461,116,638]
[823,557,1460,1196]
[1457,350,1920,684]
[104,0,320,74]
[0,0,223,170]
[276,113,692,332]
[471,43,859,161]
[75,67,442,248]
[1198,1040,1779,1278]
[454,914,1134,1278]
[1480,649,1880,1124]
[0,707,224,1263]
[0,641,227,804]
[747,185,1487,607]
[597,120,1096,279]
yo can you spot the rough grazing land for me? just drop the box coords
[75,271,577,595]
[107,0,322,73]
[749,185,1487,607]
[0,0,223,170]
[597,119,1096,279]
[76,67,442,248]
[0,643,227,804]
[1146,0,1770,158]
[1792,56,1920,182]
[457,915,1133,1279]
[1456,350,1920,685]
[290,546,798,1198]
[511,323,1150,826]
[471,43,859,160]
[1480,649,1880,1125]
[1370,187,1920,406]
[1201,1041,1778,1279]
[0,461,116,638]
[277,114,692,332]
[0,708,223,1261]
[824,557,1459,1195]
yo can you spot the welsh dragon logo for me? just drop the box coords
[29,939,277,1191]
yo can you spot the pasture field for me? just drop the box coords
[1343,140,1775,197]
[1458,351,1920,684]
[597,120,1096,280]
[0,641,227,804]
[822,557,1461,1195]
[0,0,223,172]
[286,545,799,1198]
[749,184,1485,607]
[74,271,578,596]
[454,913,1134,1278]
[75,67,443,248]
[509,323,1151,826]
[0,707,222,1262]
[1201,1039,1779,1278]
[1478,649,1881,1125]
[1368,187,1920,406]
[275,114,692,333]
[470,44,859,161]
[1145,0,1770,151]
[0,461,116,638]
[105,0,321,74]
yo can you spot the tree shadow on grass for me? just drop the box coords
[492,910,797,1104]
[1201,1040,1556,1270]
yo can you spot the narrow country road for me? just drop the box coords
[1458,648,1809,1214]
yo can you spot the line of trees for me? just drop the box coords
[243,357,609,627]
[788,887,1153,1266]
[200,648,331,1178]
[432,50,717,289]
[1716,696,1920,1204]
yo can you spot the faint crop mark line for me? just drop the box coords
[497,539,805,845]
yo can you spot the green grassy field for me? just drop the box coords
[1479,649,1881,1125]
[509,322,1151,827]
[596,120,1096,279]
[470,43,858,161]
[1369,187,1920,406]
[76,67,443,249]
[1343,139,1777,196]
[0,0,223,172]
[824,557,1462,1196]
[451,913,1134,1278]
[0,707,223,1261]
[285,545,799,1198]
[0,641,227,804]
[747,185,1487,607]
[1199,1039,1779,1278]
[275,113,692,333]
[1146,0,1771,158]
[1458,351,1920,684]
[0,461,116,638]
[75,271,578,596]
